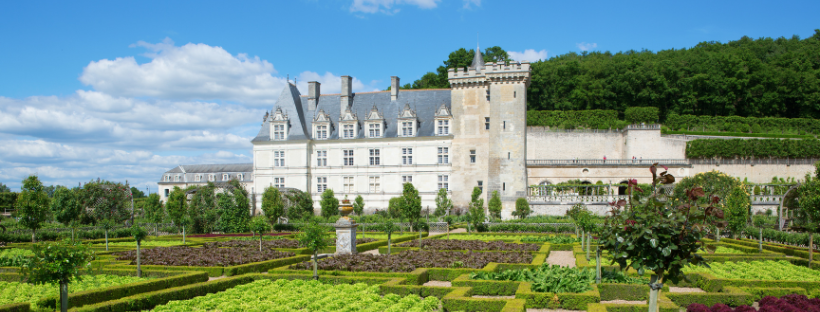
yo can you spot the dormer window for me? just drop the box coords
[437,120,449,135]
[366,105,384,138]
[238,174,244,181]
[316,125,328,139]
[174,175,180,182]
[269,107,289,141]
[398,103,417,138]
[209,174,215,182]
[313,109,332,140]
[401,121,414,136]
[368,123,381,138]
[223,174,229,181]
[339,107,359,140]
[435,103,452,136]
[195,175,201,182]
[164,175,170,182]
[343,124,356,139]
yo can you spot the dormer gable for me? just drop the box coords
[339,107,358,122]
[435,103,451,118]
[313,109,332,140]
[366,105,384,121]
[269,106,289,141]
[398,103,417,119]
[397,103,418,137]
[339,107,359,139]
[366,105,384,138]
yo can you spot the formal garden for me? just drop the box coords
[2,163,820,311]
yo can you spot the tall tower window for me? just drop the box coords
[470,150,476,163]
[485,117,490,130]
[438,175,449,191]
[477,180,483,192]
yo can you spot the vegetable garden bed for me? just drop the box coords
[399,239,540,252]
[114,245,295,267]
[684,260,820,281]
[289,250,535,273]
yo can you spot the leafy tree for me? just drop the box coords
[352,195,365,216]
[283,189,314,220]
[673,170,741,207]
[482,46,511,63]
[215,181,251,233]
[298,221,329,280]
[488,190,502,220]
[51,186,81,242]
[513,197,531,219]
[143,193,165,237]
[723,186,751,238]
[130,187,146,199]
[599,165,725,312]
[319,189,339,218]
[81,180,132,250]
[43,185,57,198]
[166,187,191,243]
[387,197,402,219]
[130,224,148,277]
[434,188,452,217]
[0,183,10,193]
[797,162,820,265]
[186,183,218,234]
[261,186,285,224]
[17,175,50,243]
[21,239,95,312]
[466,187,485,233]
[249,216,272,252]
[400,183,422,229]
[383,220,398,255]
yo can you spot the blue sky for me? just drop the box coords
[0,0,818,192]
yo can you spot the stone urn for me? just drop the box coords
[339,198,354,223]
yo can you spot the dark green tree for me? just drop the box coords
[298,221,329,280]
[0,183,10,193]
[513,197,531,220]
[319,189,339,219]
[488,190,502,220]
[17,175,50,243]
[261,186,285,224]
[21,240,95,312]
[165,187,191,243]
[400,183,422,231]
[466,187,485,232]
[353,195,365,216]
[143,193,165,237]
[434,188,452,217]
[81,180,132,250]
[51,186,81,242]
[130,187,146,199]
[283,189,314,221]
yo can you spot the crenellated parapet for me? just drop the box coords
[447,61,531,88]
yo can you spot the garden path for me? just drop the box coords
[545,251,576,267]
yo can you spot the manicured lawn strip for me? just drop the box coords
[148,278,440,312]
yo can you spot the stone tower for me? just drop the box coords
[448,46,531,218]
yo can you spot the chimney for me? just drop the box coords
[340,75,352,114]
[391,76,400,101]
[307,81,320,111]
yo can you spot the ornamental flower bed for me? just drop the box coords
[399,239,540,252]
[688,294,820,312]
[114,246,295,267]
[149,279,440,312]
[289,250,533,272]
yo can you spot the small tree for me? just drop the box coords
[284,189,314,221]
[387,197,403,219]
[17,175,50,243]
[298,221,329,280]
[130,224,148,277]
[21,239,95,312]
[261,186,285,225]
[82,180,132,250]
[488,190,502,220]
[383,220,397,255]
[319,189,339,219]
[143,193,165,237]
[434,188,452,217]
[797,163,820,265]
[400,183,422,232]
[166,187,190,243]
[51,187,81,242]
[723,186,751,238]
[250,216,272,252]
[466,187,485,233]
[513,197,531,219]
[353,195,365,216]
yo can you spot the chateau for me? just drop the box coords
[158,48,816,219]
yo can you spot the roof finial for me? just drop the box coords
[287,74,289,83]
[470,35,484,71]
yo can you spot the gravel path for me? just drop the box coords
[545,251,576,267]
[600,300,647,304]
[527,309,585,312]
[668,287,705,293]
[472,295,515,299]
[423,281,452,287]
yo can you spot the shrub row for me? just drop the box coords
[685,138,820,158]
[0,228,135,243]
[624,107,659,124]
[662,128,812,139]
[0,193,17,213]
[0,303,28,312]
[487,223,576,233]
[742,227,820,248]
[666,114,820,135]
[527,110,622,129]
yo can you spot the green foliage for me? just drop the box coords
[80,179,132,225]
[186,183,218,234]
[282,188,314,220]
[527,110,621,129]
[165,187,189,231]
[0,274,147,309]
[298,221,329,254]
[143,193,165,225]
[51,186,81,229]
[471,264,647,293]
[797,163,820,233]
[599,165,724,284]
[21,239,95,285]
[249,216,271,235]
[686,138,820,158]
[672,170,743,207]
[215,181,251,233]
[0,183,10,193]
[513,197,531,219]
[130,187,146,199]
[624,107,659,124]
[149,279,440,312]
[0,248,34,267]
[400,183,422,227]
[387,197,402,218]
[319,189,339,219]
[0,192,18,214]
[488,190,502,220]
[261,186,285,223]
[684,260,820,281]
[353,195,365,216]
[16,175,50,241]
[724,186,751,237]
[433,188,452,217]
[130,224,148,243]
[527,32,820,119]
[467,187,486,232]
[666,113,820,135]
[566,203,596,232]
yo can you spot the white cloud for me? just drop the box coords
[576,42,598,52]
[508,49,548,62]
[350,0,440,14]
[463,0,480,9]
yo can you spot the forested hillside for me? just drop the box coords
[409,30,820,119]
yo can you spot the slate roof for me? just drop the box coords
[253,85,451,142]
[161,164,254,183]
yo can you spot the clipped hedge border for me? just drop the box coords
[452,273,520,296]
[515,281,598,310]
[722,237,819,261]
[0,303,28,312]
[664,285,752,308]
[586,292,678,312]
[597,283,649,301]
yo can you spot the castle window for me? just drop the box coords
[437,147,449,164]
[369,176,380,193]
[316,150,327,167]
[273,124,286,140]
[503,182,506,191]
[274,151,285,167]
[470,150,476,163]
[369,148,380,166]
[317,177,327,193]
[164,189,169,197]
[195,175,201,182]
[514,91,516,98]
[437,120,449,135]
[223,174,229,181]
[503,121,506,130]
[402,175,412,183]
[209,174,214,182]
[438,175,449,191]
[238,174,244,181]
[485,117,490,130]
[164,175,170,182]
[343,176,355,193]
[274,177,285,188]
[477,180,483,192]
[343,149,354,166]
[402,148,413,165]
[343,124,355,139]
[315,125,328,140]
[401,121,414,137]
[174,175,180,182]
[368,123,381,138]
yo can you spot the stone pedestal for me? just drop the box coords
[334,218,358,255]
